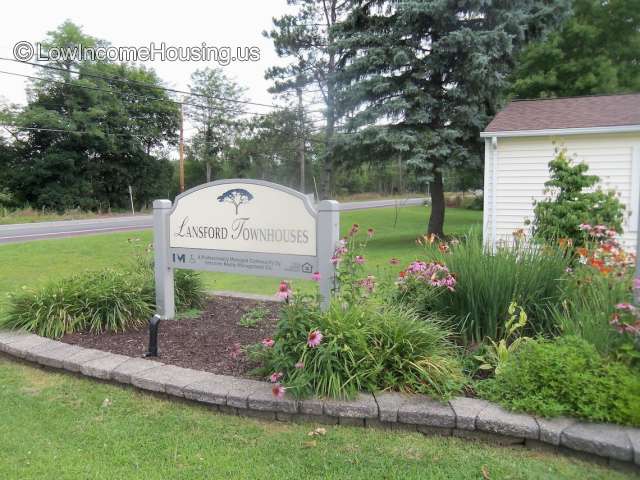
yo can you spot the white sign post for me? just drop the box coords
[153,179,340,319]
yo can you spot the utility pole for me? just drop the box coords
[296,83,305,193]
[179,103,185,193]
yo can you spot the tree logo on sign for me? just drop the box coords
[217,188,254,215]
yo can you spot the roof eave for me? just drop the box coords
[480,124,640,138]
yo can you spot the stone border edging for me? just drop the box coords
[1,329,638,470]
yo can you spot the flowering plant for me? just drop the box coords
[396,260,457,292]
[332,224,377,305]
[610,302,640,367]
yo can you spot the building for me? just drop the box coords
[481,93,640,251]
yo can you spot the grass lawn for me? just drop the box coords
[0,357,633,480]
[0,206,481,312]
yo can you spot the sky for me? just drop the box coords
[0,0,302,142]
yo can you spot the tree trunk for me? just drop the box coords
[297,85,306,193]
[320,0,337,200]
[427,168,445,238]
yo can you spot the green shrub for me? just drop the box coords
[477,336,640,426]
[251,298,465,399]
[531,149,625,246]
[2,254,206,338]
[399,233,570,343]
[3,269,152,338]
[174,269,207,310]
[552,270,630,356]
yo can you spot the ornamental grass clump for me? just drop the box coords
[396,232,570,343]
[2,241,206,337]
[250,296,465,400]
[3,269,152,338]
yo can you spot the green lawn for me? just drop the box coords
[0,357,632,480]
[0,206,482,309]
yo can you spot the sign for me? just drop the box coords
[170,182,316,256]
[153,179,340,319]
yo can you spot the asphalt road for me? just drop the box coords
[0,197,426,244]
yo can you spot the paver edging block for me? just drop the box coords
[323,393,378,419]
[449,397,490,431]
[182,375,234,406]
[397,395,455,428]
[36,343,85,369]
[1,328,639,470]
[476,404,539,440]
[81,353,135,380]
[561,423,633,462]
[247,383,298,413]
[111,357,165,384]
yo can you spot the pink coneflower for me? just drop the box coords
[330,255,341,265]
[307,330,324,348]
[634,277,640,290]
[389,258,400,265]
[360,275,376,293]
[349,223,360,236]
[276,281,292,300]
[272,383,286,398]
[367,228,374,238]
[294,362,304,369]
[269,372,284,383]
[615,303,636,312]
[311,271,321,282]
[355,255,365,264]
[578,223,592,231]
[261,338,275,348]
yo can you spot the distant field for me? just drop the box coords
[0,193,430,225]
[0,208,145,225]
[0,206,482,312]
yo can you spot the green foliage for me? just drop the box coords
[511,0,640,98]
[239,306,270,328]
[531,150,625,245]
[333,0,568,234]
[552,269,630,356]
[477,336,640,426]
[474,302,531,375]
[2,254,206,338]
[1,21,179,212]
[2,269,152,338]
[252,298,464,399]
[398,233,570,343]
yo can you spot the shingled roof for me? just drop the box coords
[483,93,640,133]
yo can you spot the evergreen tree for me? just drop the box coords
[333,0,569,236]
[511,0,640,98]
[265,0,353,198]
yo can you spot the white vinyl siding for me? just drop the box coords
[484,133,640,251]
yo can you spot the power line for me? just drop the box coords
[1,124,146,138]
[0,57,325,115]
[0,69,277,118]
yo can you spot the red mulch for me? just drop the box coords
[61,296,281,378]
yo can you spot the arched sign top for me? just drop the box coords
[170,178,318,218]
[169,179,318,256]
